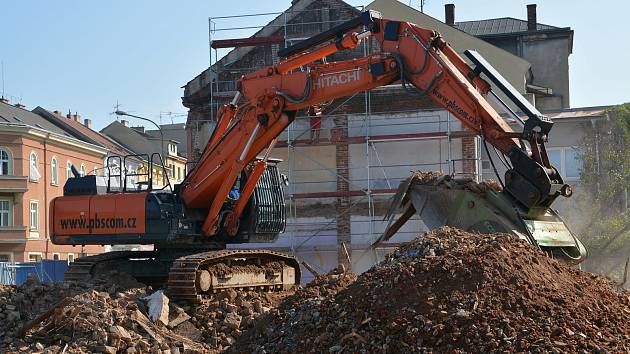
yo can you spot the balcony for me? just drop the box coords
[0,226,28,243]
[0,175,28,194]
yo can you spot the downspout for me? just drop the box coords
[43,137,49,260]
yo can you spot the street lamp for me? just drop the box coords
[114,110,165,158]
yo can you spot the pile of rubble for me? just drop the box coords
[233,227,630,353]
[4,227,630,353]
[0,270,289,353]
[184,289,289,352]
[406,170,503,194]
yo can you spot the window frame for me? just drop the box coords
[29,151,39,182]
[0,198,11,227]
[0,252,13,263]
[0,147,12,175]
[80,164,86,177]
[52,253,61,261]
[51,156,59,185]
[546,147,582,182]
[27,252,43,263]
[67,161,73,179]
[67,253,75,264]
[564,148,581,180]
[29,200,39,231]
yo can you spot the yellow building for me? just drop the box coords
[100,121,187,189]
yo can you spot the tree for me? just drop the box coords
[573,103,630,280]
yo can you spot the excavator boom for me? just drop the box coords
[180,9,582,260]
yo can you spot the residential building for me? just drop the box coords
[481,106,610,216]
[453,4,573,109]
[33,108,144,183]
[101,120,187,187]
[146,123,188,159]
[0,99,106,263]
[378,2,574,110]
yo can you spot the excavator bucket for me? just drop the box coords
[376,172,587,264]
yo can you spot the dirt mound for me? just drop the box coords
[233,227,630,353]
[408,170,503,193]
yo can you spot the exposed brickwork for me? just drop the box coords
[461,134,477,177]
[334,113,351,269]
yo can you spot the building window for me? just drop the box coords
[0,253,12,263]
[67,253,75,263]
[67,161,73,179]
[565,148,580,179]
[177,167,181,181]
[51,157,59,185]
[29,201,39,231]
[0,147,11,175]
[80,164,86,177]
[29,152,41,182]
[28,252,42,263]
[547,147,582,181]
[0,199,10,227]
[52,253,60,261]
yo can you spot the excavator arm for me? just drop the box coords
[181,10,572,240]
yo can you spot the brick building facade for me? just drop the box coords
[0,100,106,263]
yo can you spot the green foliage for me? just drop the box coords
[576,103,630,279]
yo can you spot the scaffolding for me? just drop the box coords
[200,6,482,278]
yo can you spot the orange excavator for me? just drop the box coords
[50,11,585,301]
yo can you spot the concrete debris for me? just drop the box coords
[167,303,191,329]
[0,266,289,353]
[145,290,170,325]
[231,227,630,353]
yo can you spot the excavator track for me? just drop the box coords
[64,250,158,282]
[65,249,300,302]
[166,249,301,302]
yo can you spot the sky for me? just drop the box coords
[1,0,628,130]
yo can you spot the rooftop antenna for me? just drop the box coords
[113,101,122,119]
[408,0,426,13]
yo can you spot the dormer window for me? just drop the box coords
[168,143,177,156]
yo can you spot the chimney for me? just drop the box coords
[72,113,80,122]
[527,4,537,31]
[1,97,8,104]
[131,126,145,133]
[121,120,129,127]
[445,4,455,26]
[14,103,26,109]
[84,118,92,129]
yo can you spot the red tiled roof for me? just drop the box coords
[46,111,136,158]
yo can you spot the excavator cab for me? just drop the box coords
[213,158,287,243]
